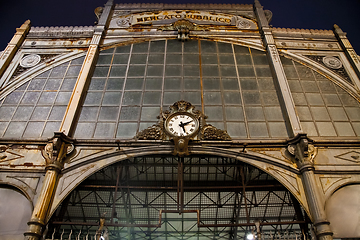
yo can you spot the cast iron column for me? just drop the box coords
[24,133,73,240]
[290,134,333,240]
[0,20,31,85]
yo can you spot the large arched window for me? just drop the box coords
[75,39,289,139]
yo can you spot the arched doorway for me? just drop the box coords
[47,155,310,239]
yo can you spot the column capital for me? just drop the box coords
[287,134,316,171]
[42,132,74,171]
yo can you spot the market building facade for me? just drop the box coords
[0,0,360,239]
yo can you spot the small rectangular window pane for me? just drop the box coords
[42,121,61,137]
[184,78,200,90]
[204,106,223,121]
[220,66,237,77]
[328,107,348,121]
[203,78,220,90]
[13,106,34,120]
[98,107,119,121]
[117,122,138,138]
[166,54,182,64]
[79,107,99,121]
[316,122,337,136]
[238,66,255,77]
[240,79,258,90]
[31,107,51,120]
[245,107,265,121]
[143,92,161,105]
[147,65,164,76]
[122,92,142,105]
[61,78,77,91]
[127,65,145,77]
[268,122,288,137]
[83,92,102,105]
[164,78,181,90]
[130,54,147,64]
[38,92,57,105]
[55,92,71,105]
[301,122,318,136]
[110,66,127,77]
[113,54,130,64]
[163,92,181,106]
[225,107,244,120]
[106,78,124,90]
[141,107,160,121]
[102,92,122,105]
[94,66,110,77]
[148,54,164,64]
[145,78,162,90]
[223,92,241,105]
[222,78,239,90]
[23,122,44,138]
[4,122,26,138]
[165,65,182,76]
[21,92,41,105]
[204,92,221,105]
[183,92,201,105]
[261,92,279,105]
[28,79,46,90]
[0,107,16,120]
[89,78,106,90]
[132,42,149,53]
[226,122,247,138]
[242,92,261,105]
[201,55,218,64]
[93,123,116,138]
[248,122,268,137]
[97,55,113,65]
[48,106,66,120]
[184,65,200,77]
[74,122,95,138]
[334,122,355,136]
[120,107,140,121]
[264,107,283,121]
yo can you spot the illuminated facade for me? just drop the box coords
[0,0,360,239]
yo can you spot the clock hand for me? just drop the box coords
[179,121,186,133]
[182,120,193,126]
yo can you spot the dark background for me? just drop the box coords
[1,0,360,52]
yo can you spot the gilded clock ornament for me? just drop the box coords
[165,112,199,137]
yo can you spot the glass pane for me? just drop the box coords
[93,123,116,138]
[117,122,138,138]
[115,45,131,53]
[223,92,241,105]
[234,45,249,54]
[255,66,272,77]
[204,92,221,105]
[261,92,279,105]
[93,66,110,77]
[79,107,98,121]
[145,78,162,90]
[204,106,223,121]
[328,107,348,121]
[238,66,255,77]
[323,94,342,106]
[102,92,122,105]
[50,64,68,78]
[225,107,244,120]
[297,107,312,121]
[4,122,26,138]
[202,65,219,77]
[12,107,33,120]
[127,65,145,77]
[74,122,95,138]
[264,107,283,121]
[240,79,258,90]
[110,66,127,77]
[183,40,198,52]
[122,92,142,105]
[301,122,318,136]
[245,107,265,121]
[306,93,324,105]
[183,92,201,105]
[97,55,113,65]
[83,92,102,105]
[222,78,239,90]
[0,107,16,120]
[184,54,199,64]
[248,122,268,137]
[292,93,307,105]
[89,78,106,90]
[201,41,216,53]
[217,42,232,53]
[334,122,355,136]
[132,42,149,53]
[252,55,268,65]
[147,65,164,76]
[125,78,144,90]
[150,41,165,52]
[345,107,360,121]
[113,54,130,64]
[48,106,66,120]
[38,92,56,104]
[130,54,147,64]
[301,81,319,92]
[219,55,234,65]
[55,92,71,104]
[184,65,200,77]
[226,122,247,138]
[288,80,302,92]
[201,55,217,64]
[31,107,51,120]
[268,122,288,137]
[98,107,119,121]
[166,54,182,64]
[164,78,181,90]
[28,79,46,90]
[143,92,161,105]
[148,54,164,64]
[21,92,41,105]
[316,122,336,136]
[236,54,252,65]
[23,122,44,138]
[61,78,77,91]
[163,92,181,106]
[106,78,124,90]
[242,92,261,105]
[165,65,182,76]
[141,107,160,121]
[311,107,330,121]
[220,66,237,77]
[203,78,220,90]
[184,78,200,90]
[120,107,140,121]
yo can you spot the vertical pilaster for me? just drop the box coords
[254,0,302,136]
[289,134,333,240]
[0,20,31,83]
[24,133,74,240]
[333,24,360,88]
[60,0,114,136]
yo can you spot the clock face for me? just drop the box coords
[165,113,199,137]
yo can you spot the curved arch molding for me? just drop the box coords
[49,145,309,221]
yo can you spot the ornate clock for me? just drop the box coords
[164,112,199,137]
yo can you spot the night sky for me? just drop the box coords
[1,0,360,52]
